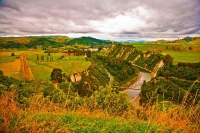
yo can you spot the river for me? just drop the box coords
[125,72,151,99]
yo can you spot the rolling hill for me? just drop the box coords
[0,36,113,48]
[66,36,113,46]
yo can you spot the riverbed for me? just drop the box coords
[125,72,151,99]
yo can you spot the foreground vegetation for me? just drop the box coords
[0,71,199,132]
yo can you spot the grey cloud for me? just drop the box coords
[0,0,199,40]
[0,0,21,11]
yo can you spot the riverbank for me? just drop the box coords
[125,72,152,100]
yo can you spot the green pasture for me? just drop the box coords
[26,52,91,80]
[162,51,200,64]
[123,42,200,64]
[0,51,25,63]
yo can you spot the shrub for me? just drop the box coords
[11,52,15,56]
[87,86,132,114]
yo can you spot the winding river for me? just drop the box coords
[125,72,152,100]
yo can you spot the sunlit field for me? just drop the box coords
[26,52,91,80]
[123,42,200,64]
[0,50,91,80]
[163,51,200,64]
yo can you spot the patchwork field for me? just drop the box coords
[0,50,91,80]
[26,53,91,80]
[123,42,200,64]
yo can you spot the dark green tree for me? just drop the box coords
[41,55,44,61]
[37,54,39,61]
[11,52,15,56]
[51,68,62,83]
[163,54,173,65]
[86,50,92,58]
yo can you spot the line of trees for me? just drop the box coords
[37,54,53,61]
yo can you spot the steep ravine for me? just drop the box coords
[125,72,151,102]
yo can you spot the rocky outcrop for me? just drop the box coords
[152,60,164,77]
[69,70,89,83]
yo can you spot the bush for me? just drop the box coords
[11,52,15,56]
[87,86,132,114]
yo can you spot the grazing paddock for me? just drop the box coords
[25,52,91,80]
[162,51,200,64]
[0,50,91,80]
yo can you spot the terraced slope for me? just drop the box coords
[102,45,164,72]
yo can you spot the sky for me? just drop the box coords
[0,0,200,41]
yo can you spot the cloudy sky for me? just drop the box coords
[0,0,199,41]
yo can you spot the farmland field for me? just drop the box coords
[0,58,21,80]
[0,50,91,80]
[162,51,200,64]
[0,51,26,80]
[123,42,200,64]
[25,52,91,80]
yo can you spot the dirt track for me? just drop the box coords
[21,53,34,80]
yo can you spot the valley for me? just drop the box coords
[0,36,199,132]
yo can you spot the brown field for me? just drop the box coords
[0,59,22,80]
[0,51,36,80]
[0,52,13,56]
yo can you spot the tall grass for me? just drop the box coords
[0,87,199,132]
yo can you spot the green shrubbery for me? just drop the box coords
[87,86,132,114]
[141,61,200,106]
[94,54,138,86]
[0,71,131,114]
[158,63,199,80]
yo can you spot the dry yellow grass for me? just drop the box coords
[0,52,13,56]
[0,89,199,132]
[0,59,22,80]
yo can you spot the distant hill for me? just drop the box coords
[66,36,113,47]
[0,36,114,48]
[0,36,72,48]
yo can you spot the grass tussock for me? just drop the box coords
[0,89,199,133]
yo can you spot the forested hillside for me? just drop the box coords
[100,45,164,71]
[140,62,200,105]
[66,36,113,46]
[0,36,72,48]
[0,36,113,49]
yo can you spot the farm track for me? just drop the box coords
[21,53,34,81]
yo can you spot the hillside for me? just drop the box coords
[0,36,72,44]
[66,36,113,46]
[0,36,113,49]
[100,45,164,71]
[0,36,72,48]
[140,62,200,105]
